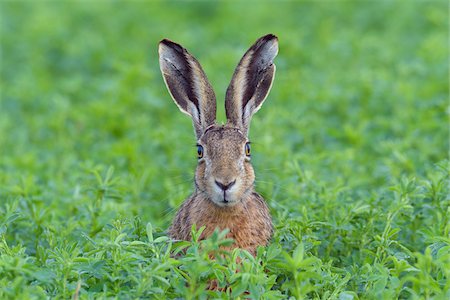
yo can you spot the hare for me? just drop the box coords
[158,34,278,255]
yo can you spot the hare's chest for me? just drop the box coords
[195,210,270,253]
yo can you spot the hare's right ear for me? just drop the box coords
[225,34,278,135]
[159,39,216,138]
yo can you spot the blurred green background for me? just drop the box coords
[0,1,448,298]
[2,1,446,224]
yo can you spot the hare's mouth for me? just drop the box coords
[217,193,235,206]
[222,192,230,204]
[210,190,240,207]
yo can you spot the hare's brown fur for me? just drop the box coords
[169,191,272,255]
[159,34,278,255]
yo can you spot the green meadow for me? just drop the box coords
[1,1,448,299]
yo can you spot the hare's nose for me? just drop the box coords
[215,179,236,191]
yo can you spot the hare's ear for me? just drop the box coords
[225,34,278,135]
[159,39,216,138]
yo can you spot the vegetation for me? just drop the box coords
[1,1,448,299]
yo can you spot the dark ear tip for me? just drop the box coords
[159,38,184,54]
[251,34,278,52]
[260,34,278,43]
[159,38,175,45]
[248,34,278,58]
[263,33,278,40]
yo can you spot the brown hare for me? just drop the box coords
[158,34,278,255]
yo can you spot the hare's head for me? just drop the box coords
[159,34,278,207]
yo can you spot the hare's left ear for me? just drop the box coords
[225,34,278,135]
[159,39,216,138]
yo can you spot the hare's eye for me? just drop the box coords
[245,142,251,156]
[197,145,204,159]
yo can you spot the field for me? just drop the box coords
[0,1,448,299]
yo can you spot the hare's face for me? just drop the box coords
[195,125,255,207]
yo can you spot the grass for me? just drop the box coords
[0,1,448,299]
